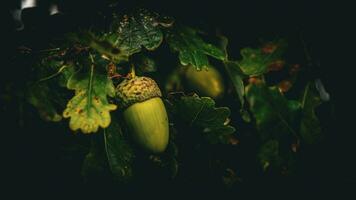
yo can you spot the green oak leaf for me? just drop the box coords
[104,117,134,181]
[63,69,117,134]
[300,82,322,144]
[168,94,235,144]
[107,9,174,56]
[238,40,287,76]
[166,25,226,70]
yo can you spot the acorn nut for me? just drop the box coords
[116,76,169,153]
[184,65,225,99]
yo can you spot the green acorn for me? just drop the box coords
[116,76,169,153]
[184,65,225,99]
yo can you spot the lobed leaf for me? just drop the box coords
[166,26,226,70]
[168,94,236,144]
[63,69,117,134]
[107,8,174,56]
[238,40,287,76]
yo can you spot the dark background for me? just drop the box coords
[2,0,354,198]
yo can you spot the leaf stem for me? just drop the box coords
[130,64,136,78]
[37,65,68,83]
[87,54,95,114]
[301,82,311,109]
[37,48,61,53]
[299,31,312,65]
[103,128,113,171]
[190,100,207,126]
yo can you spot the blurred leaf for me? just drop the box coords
[245,82,301,140]
[36,59,64,77]
[223,170,241,187]
[218,34,247,111]
[258,140,281,171]
[90,36,129,63]
[240,109,251,123]
[315,79,330,102]
[81,137,109,182]
[27,58,76,121]
[246,82,301,172]
[166,140,179,178]
[165,67,184,93]
[34,58,73,86]
[147,141,179,179]
[300,82,322,144]
[166,25,226,70]
[27,83,62,122]
[169,157,179,178]
[63,64,117,134]
[238,40,287,76]
[107,8,173,56]
[133,54,157,74]
[104,118,135,182]
[224,60,246,106]
[168,94,235,144]
[68,31,129,63]
[57,62,76,87]
[216,32,229,60]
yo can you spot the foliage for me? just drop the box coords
[6,6,328,188]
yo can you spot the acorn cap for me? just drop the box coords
[116,76,162,109]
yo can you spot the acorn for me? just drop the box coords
[183,65,225,99]
[116,76,169,153]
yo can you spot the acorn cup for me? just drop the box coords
[184,65,225,100]
[116,76,169,153]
